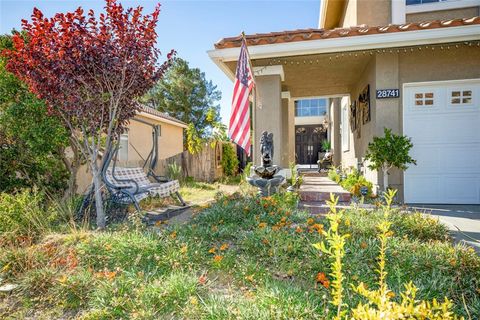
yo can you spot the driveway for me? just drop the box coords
[408,205,480,252]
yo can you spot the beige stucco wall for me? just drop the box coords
[341,0,390,27]
[339,46,480,198]
[75,115,185,194]
[254,75,283,166]
[341,55,379,191]
[127,115,184,162]
[406,7,479,23]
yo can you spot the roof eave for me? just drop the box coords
[208,24,480,79]
[137,111,188,129]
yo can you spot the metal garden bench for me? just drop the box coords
[103,166,185,211]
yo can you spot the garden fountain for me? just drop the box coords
[247,131,286,196]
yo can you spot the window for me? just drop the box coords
[294,98,327,117]
[451,90,473,105]
[414,92,434,107]
[118,134,129,162]
[406,0,448,5]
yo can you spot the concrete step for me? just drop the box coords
[299,201,351,216]
[298,176,351,202]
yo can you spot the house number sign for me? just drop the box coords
[376,89,400,99]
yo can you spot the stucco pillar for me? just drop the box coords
[375,53,402,196]
[287,97,295,165]
[253,74,283,166]
[280,92,292,168]
[329,98,342,166]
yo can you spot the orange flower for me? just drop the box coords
[307,218,314,225]
[170,231,177,239]
[258,222,267,229]
[262,238,270,245]
[198,274,208,285]
[219,243,229,251]
[295,226,303,233]
[208,247,216,254]
[316,272,330,288]
[280,217,287,223]
[272,225,281,231]
[245,274,254,282]
[213,255,223,263]
[387,291,396,298]
[180,245,188,254]
[360,241,368,249]
[310,223,324,233]
[322,279,330,288]
[155,220,166,227]
[316,272,327,283]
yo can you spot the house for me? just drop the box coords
[76,105,187,193]
[208,0,480,204]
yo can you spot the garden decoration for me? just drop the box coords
[247,131,285,196]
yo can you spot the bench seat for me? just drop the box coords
[105,167,181,205]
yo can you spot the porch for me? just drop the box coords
[209,22,480,203]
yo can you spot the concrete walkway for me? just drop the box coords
[408,205,480,252]
[299,175,351,202]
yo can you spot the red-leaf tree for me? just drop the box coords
[4,0,174,228]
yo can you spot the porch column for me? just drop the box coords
[281,91,294,167]
[375,53,401,194]
[329,98,342,166]
[253,66,284,166]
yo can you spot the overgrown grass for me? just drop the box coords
[1,191,479,319]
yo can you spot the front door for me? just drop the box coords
[295,125,326,164]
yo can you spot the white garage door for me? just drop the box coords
[403,79,480,204]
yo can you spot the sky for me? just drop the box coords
[0,0,320,124]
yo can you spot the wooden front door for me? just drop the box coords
[295,125,327,164]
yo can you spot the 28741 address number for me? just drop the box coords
[376,89,400,99]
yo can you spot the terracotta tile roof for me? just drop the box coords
[214,17,480,49]
[138,105,187,126]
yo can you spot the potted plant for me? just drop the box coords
[318,140,333,172]
[364,128,416,191]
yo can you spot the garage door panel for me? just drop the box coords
[444,176,480,203]
[404,176,441,203]
[408,145,440,173]
[403,79,480,204]
[404,117,443,143]
[443,145,480,173]
[447,114,480,141]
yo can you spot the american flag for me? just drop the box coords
[229,37,254,156]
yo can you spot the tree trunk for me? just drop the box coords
[91,164,106,229]
[382,167,389,192]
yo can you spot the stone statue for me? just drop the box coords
[260,131,274,167]
[247,131,285,196]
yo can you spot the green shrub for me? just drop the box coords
[342,209,450,242]
[328,167,373,197]
[166,162,182,181]
[242,161,253,183]
[340,169,373,197]
[328,166,341,183]
[221,143,239,176]
[0,189,59,245]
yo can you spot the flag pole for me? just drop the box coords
[241,31,255,160]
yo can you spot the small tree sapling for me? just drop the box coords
[364,128,416,191]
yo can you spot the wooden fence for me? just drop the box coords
[154,142,226,182]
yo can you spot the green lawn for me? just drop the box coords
[1,191,479,319]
